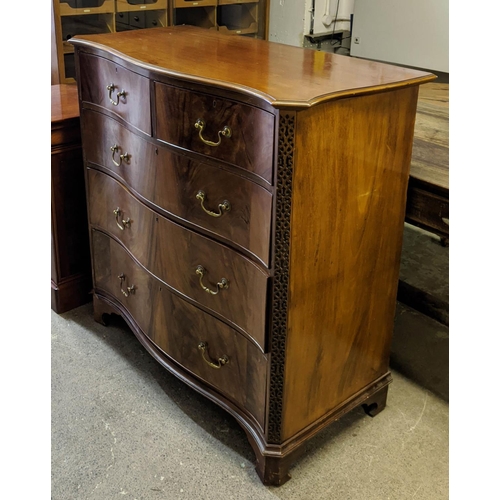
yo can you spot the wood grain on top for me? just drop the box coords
[51,84,79,123]
[69,26,435,108]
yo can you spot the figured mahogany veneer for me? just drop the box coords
[87,168,269,350]
[82,109,273,265]
[70,26,435,486]
[92,230,268,430]
[155,83,275,184]
[79,52,151,135]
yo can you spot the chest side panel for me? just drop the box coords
[281,87,419,441]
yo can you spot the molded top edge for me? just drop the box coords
[69,26,436,109]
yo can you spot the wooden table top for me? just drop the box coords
[51,84,79,124]
[411,83,449,190]
[70,26,435,109]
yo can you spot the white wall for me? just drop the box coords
[350,0,449,72]
[268,0,449,74]
[268,0,308,46]
[269,0,354,46]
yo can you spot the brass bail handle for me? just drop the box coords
[194,119,231,147]
[112,207,131,231]
[198,341,229,369]
[118,273,135,297]
[195,265,228,295]
[110,144,130,167]
[106,83,126,106]
[196,191,231,218]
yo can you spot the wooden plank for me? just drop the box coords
[406,82,449,238]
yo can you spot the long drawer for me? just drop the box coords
[82,109,273,266]
[88,168,269,350]
[79,52,151,135]
[92,230,268,430]
[154,82,275,184]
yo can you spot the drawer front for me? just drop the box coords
[78,52,151,135]
[88,169,269,349]
[92,230,268,429]
[129,12,146,28]
[92,228,155,333]
[81,109,157,192]
[154,83,275,184]
[82,110,273,266]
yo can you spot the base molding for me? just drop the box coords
[92,292,391,486]
[248,373,392,485]
[51,273,92,314]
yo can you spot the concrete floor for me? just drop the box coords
[51,224,449,499]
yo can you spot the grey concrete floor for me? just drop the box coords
[51,224,449,499]
[52,303,448,500]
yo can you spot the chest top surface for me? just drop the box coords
[70,26,435,108]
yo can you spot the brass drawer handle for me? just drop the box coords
[112,207,131,231]
[110,144,130,167]
[198,341,229,369]
[196,190,231,218]
[195,265,228,295]
[118,273,135,297]
[106,83,126,106]
[194,119,231,147]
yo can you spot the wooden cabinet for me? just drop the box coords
[51,84,92,313]
[171,0,264,37]
[53,1,115,83]
[52,0,269,84]
[70,26,434,485]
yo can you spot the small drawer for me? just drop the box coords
[82,110,273,266]
[154,83,275,184]
[88,169,270,350]
[116,11,129,24]
[92,229,268,429]
[129,11,146,28]
[145,11,164,28]
[78,52,151,135]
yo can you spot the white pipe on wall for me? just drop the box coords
[322,0,351,27]
[269,0,354,46]
[308,0,354,35]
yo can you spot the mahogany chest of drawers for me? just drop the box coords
[70,26,434,485]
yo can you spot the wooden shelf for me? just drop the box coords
[218,22,257,35]
[217,3,258,35]
[52,0,268,83]
[62,41,75,54]
[116,0,168,12]
[218,0,258,4]
[59,0,114,16]
[174,0,217,8]
[174,6,216,28]
[61,14,114,41]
